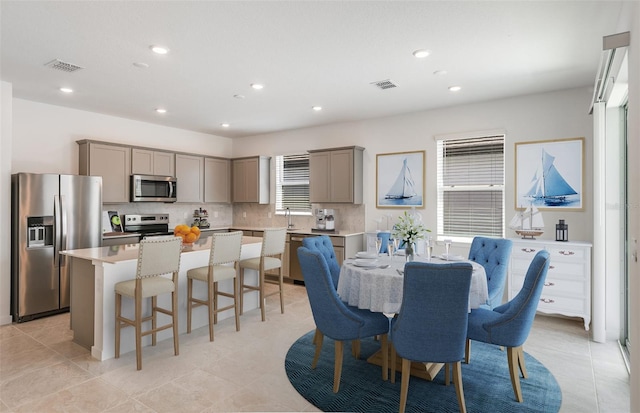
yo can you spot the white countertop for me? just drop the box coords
[62,236,263,264]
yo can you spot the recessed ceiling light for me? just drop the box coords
[150,45,169,55]
[59,87,73,93]
[133,62,149,68]
[221,123,230,128]
[312,106,322,111]
[433,70,448,76]
[448,86,462,92]
[412,49,431,58]
[250,83,264,90]
[155,108,167,114]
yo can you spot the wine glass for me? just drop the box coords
[387,239,395,260]
[375,237,382,256]
[444,238,452,259]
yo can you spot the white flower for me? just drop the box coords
[391,211,431,244]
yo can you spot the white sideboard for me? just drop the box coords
[508,238,592,330]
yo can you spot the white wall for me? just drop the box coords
[234,87,595,243]
[1,82,14,324]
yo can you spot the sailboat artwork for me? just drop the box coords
[524,148,578,206]
[377,151,424,208]
[510,205,544,239]
[385,158,417,200]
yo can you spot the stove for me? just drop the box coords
[122,213,172,238]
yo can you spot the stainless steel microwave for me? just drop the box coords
[130,175,177,202]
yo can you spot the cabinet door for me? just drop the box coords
[309,151,331,203]
[175,154,204,202]
[244,158,259,203]
[232,159,247,202]
[204,158,230,203]
[88,143,131,203]
[329,149,353,203]
[153,151,175,176]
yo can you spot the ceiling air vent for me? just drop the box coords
[370,79,398,90]
[44,59,84,73]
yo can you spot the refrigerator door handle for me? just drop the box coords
[54,195,68,267]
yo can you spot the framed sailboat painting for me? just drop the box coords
[515,137,584,210]
[376,150,425,208]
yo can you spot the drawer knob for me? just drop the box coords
[540,298,555,304]
[559,250,575,256]
[521,248,536,253]
[544,282,555,287]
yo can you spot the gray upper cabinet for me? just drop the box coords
[131,148,175,177]
[204,157,231,203]
[175,154,204,203]
[232,156,270,203]
[78,140,131,203]
[309,146,364,204]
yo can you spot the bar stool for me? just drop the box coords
[239,227,287,321]
[186,231,243,341]
[114,237,182,370]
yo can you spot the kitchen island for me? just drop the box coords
[60,236,263,361]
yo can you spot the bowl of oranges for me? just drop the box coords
[173,224,201,246]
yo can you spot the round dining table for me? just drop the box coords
[337,253,489,315]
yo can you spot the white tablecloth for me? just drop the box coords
[337,254,488,314]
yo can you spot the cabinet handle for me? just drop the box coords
[540,298,555,304]
[559,250,575,256]
[544,282,555,287]
[521,248,536,253]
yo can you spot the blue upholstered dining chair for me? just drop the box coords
[297,246,389,393]
[468,236,513,309]
[465,249,550,403]
[391,261,473,413]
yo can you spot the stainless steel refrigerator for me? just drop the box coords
[11,173,102,322]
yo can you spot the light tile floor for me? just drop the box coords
[0,282,630,412]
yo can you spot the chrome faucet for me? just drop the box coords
[286,207,294,229]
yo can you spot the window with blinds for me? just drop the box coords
[436,135,505,241]
[275,153,311,214]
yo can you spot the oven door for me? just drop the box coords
[130,175,177,202]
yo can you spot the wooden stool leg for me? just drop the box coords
[279,272,285,314]
[208,279,215,342]
[151,295,157,346]
[114,293,121,359]
[233,274,240,331]
[135,291,143,371]
[172,288,179,356]
[259,269,266,322]
[186,278,193,334]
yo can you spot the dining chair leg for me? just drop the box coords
[465,338,471,363]
[399,358,411,413]
[208,279,215,342]
[135,292,143,371]
[517,346,528,378]
[507,346,524,402]
[114,293,121,358]
[259,269,266,322]
[172,289,179,356]
[312,332,323,369]
[186,278,193,334]
[239,268,245,315]
[333,340,344,393]
[233,274,240,332]
[351,339,361,359]
[453,361,467,413]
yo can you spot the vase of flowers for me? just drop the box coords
[392,211,430,261]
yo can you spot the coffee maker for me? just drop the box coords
[314,208,335,231]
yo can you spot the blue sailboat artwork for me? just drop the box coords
[379,158,422,206]
[525,149,579,206]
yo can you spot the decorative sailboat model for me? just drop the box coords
[510,205,544,239]
[385,158,417,199]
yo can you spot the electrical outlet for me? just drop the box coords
[243,212,246,218]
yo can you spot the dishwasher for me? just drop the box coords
[289,235,316,282]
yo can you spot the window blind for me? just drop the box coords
[437,135,505,240]
[275,154,311,213]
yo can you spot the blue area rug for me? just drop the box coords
[285,330,562,412]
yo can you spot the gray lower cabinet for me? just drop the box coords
[102,234,140,247]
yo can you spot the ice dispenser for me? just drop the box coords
[27,216,53,248]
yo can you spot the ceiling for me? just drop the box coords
[0,1,625,139]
